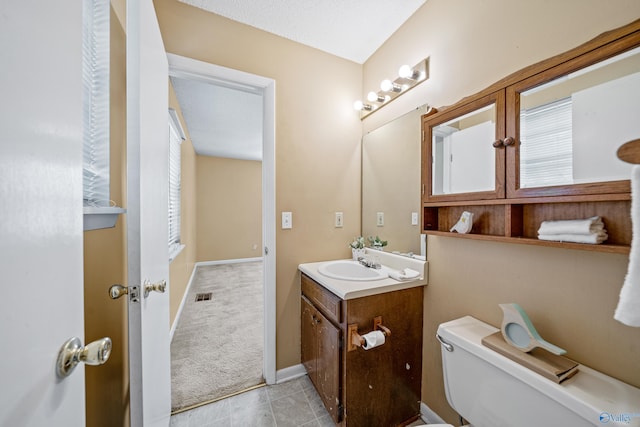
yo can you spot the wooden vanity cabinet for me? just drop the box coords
[301,273,423,426]
[421,20,640,254]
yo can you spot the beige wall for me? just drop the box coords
[154,0,363,370]
[196,156,262,262]
[83,6,128,426]
[362,1,640,424]
[168,85,198,325]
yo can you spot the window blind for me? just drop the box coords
[82,0,110,207]
[168,110,184,256]
[520,97,573,189]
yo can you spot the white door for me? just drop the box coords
[126,0,172,425]
[0,0,87,426]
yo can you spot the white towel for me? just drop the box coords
[538,231,608,244]
[615,165,640,327]
[388,268,421,281]
[538,216,604,236]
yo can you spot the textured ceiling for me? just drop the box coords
[178,0,427,64]
[170,76,263,161]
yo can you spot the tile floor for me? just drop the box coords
[170,374,428,427]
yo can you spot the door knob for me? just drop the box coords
[56,337,112,378]
[144,279,166,298]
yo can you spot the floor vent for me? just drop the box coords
[195,292,212,302]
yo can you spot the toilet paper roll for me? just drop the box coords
[361,330,386,350]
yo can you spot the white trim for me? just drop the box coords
[168,244,185,263]
[169,262,198,342]
[420,401,448,424]
[167,53,277,387]
[195,257,263,266]
[275,364,307,384]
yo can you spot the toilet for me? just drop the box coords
[416,316,640,427]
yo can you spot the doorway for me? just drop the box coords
[167,54,276,409]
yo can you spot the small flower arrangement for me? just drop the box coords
[349,236,365,250]
[368,235,388,249]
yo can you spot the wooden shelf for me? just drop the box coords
[423,198,632,254]
[423,230,630,254]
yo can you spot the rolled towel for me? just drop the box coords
[615,165,640,327]
[537,231,608,244]
[538,216,604,236]
[388,268,421,281]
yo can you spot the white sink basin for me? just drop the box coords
[317,260,387,281]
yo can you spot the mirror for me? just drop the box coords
[362,106,426,257]
[518,45,640,188]
[431,103,497,195]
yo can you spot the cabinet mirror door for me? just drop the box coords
[506,38,640,198]
[423,91,506,202]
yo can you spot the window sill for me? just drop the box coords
[83,206,126,231]
[169,244,186,263]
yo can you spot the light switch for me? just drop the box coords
[335,212,343,228]
[411,212,419,226]
[376,212,384,227]
[282,212,292,229]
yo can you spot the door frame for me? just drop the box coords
[167,53,277,385]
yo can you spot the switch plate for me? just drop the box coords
[282,212,292,229]
[411,212,419,226]
[376,212,384,226]
[335,212,343,228]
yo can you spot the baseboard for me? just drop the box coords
[196,257,263,267]
[170,264,198,342]
[420,401,447,424]
[275,364,307,384]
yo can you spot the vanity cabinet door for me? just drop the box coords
[423,90,506,202]
[301,296,318,384]
[301,295,342,424]
[315,309,341,424]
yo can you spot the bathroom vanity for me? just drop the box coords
[299,254,427,426]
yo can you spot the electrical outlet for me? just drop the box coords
[411,212,419,226]
[376,212,384,226]
[282,212,292,229]
[335,212,343,228]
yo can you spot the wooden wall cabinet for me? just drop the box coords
[421,20,640,254]
[301,273,423,426]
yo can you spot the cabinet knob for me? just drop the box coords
[492,139,504,148]
[503,136,516,146]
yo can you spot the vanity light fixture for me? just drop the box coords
[355,57,429,119]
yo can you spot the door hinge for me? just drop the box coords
[339,336,344,350]
[338,403,344,421]
[264,246,269,255]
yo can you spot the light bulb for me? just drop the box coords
[353,100,364,111]
[398,64,413,78]
[380,79,393,92]
[367,91,378,102]
[380,79,402,93]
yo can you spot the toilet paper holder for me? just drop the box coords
[348,316,391,352]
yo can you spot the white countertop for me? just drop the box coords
[298,251,428,300]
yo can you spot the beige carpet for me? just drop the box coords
[171,261,264,411]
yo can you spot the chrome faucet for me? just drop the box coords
[357,256,381,269]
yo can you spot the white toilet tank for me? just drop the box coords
[437,316,640,427]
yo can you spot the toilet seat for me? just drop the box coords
[415,424,453,427]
